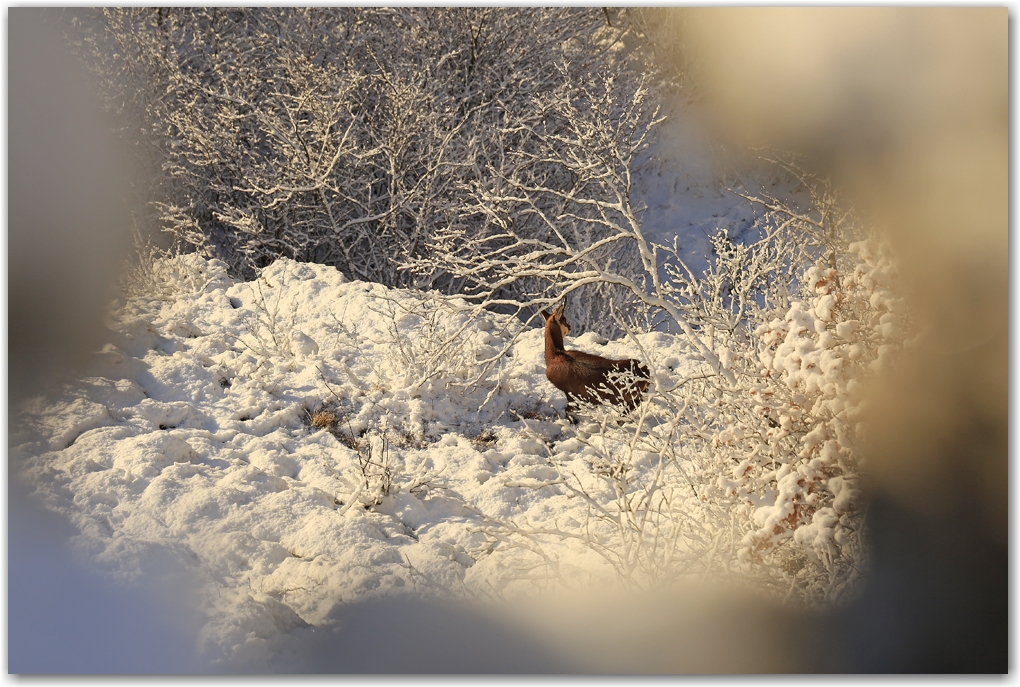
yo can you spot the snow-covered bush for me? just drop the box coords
[235,265,303,360]
[472,400,703,590]
[65,7,656,338]
[468,162,906,602]
[369,293,488,391]
[401,62,664,338]
[120,231,228,304]
[682,231,905,602]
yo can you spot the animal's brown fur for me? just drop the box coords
[542,303,650,417]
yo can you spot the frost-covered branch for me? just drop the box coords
[66,7,636,291]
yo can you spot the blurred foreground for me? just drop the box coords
[682,8,1007,672]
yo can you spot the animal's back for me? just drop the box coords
[570,350,649,378]
[546,350,649,409]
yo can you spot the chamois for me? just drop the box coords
[542,303,650,418]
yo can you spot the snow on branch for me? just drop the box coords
[69,7,632,295]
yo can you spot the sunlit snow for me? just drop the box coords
[11,253,704,669]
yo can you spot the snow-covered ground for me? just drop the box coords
[9,98,789,672]
[9,255,702,670]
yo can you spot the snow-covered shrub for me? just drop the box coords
[65,7,656,337]
[402,62,664,338]
[120,231,176,301]
[473,400,703,590]
[235,265,302,360]
[369,293,489,391]
[468,162,906,602]
[651,169,904,600]
[330,426,439,514]
[685,233,904,601]
[120,232,231,304]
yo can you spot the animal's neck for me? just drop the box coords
[545,320,566,362]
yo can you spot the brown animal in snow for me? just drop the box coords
[542,303,650,418]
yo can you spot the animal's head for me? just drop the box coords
[542,303,571,337]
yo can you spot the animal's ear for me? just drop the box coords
[553,303,565,317]
[541,309,551,320]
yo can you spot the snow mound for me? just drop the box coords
[11,255,694,670]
